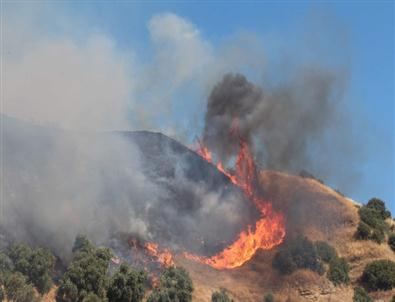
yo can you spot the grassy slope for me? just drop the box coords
[179,171,395,302]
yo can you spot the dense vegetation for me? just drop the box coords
[355,198,391,244]
[388,233,395,252]
[361,259,395,291]
[327,257,350,285]
[0,243,55,301]
[272,236,324,275]
[211,288,234,302]
[272,236,351,286]
[353,287,372,302]
[147,266,194,302]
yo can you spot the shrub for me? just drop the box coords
[358,206,386,231]
[353,287,372,302]
[273,236,324,275]
[0,287,4,302]
[7,244,55,295]
[147,266,193,302]
[82,293,102,302]
[361,259,395,291]
[315,241,337,263]
[327,257,349,285]
[366,198,391,220]
[263,293,275,302]
[211,288,233,302]
[355,222,371,240]
[370,229,385,244]
[107,263,147,302]
[388,233,395,252]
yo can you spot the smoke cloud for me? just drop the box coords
[203,70,355,184]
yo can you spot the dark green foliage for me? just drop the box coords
[0,287,4,302]
[147,288,171,302]
[56,236,112,302]
[388,233,395,252]
[361,259,395,291]
[107,262,147,302]
[147,266,193,302]
[72,234,94,253]
[358,206,386,231]
[263,293,274,302]
[211,288,233,302]
[366,198,391,220]
[272,236,324,275]
[315,241,337,263]
[327,257,350,286]
[370,228,385,244]
[355,222,371,240]
[353,287,372,302]
[4,272,38,302]
[7,244,55,295]
[82,293,102,302]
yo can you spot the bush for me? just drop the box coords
[327,257,349,286]
[56,236,112,302]
[107,263,147,302]
[0,287,4,302]
[315,241,337,263]
[353,287,372,302]
[366,198,391,220]
[355,222,371,240]
[370,229,385,244]
[358,206,386,231]
[361,259,395,291]
[7,244,55,295]
[263,293,274,302]
[272,236,324,275]
[211,288,233,302]
[388,233,395,252]
[147,266,193,302]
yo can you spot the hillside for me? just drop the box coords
[178,171,395,302]
[2,116,394,301]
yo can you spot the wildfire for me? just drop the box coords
[145,242,175,267]
[187,131,286,269]
[142,124,286,271]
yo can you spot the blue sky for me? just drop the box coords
[3,2,394,212]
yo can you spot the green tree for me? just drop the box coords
[353,287,372,302]
[4,272,38,302]
[82,293,103,302]
[388,233,395,252]
[355,222,371,240]
[56,236,112,302]
[147,267,193,302]
[147,288,171,302]
[263,293,275,302]
[361,259,395,291]
[366,198,391,220]
[107,263,147,302]
[327,257,350,286]
[7,244,55,295]
[370,229,384,244]
[315,241,337,263]
[72,234,94,253]
[273,236,324,275]
[211,288,233,302]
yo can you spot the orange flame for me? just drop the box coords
[145,242,174,267]
[186,133,286,269]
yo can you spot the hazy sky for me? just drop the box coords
[2,2,394,212]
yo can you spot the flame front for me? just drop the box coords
[185,135,286,269]
[145,242,174,267]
